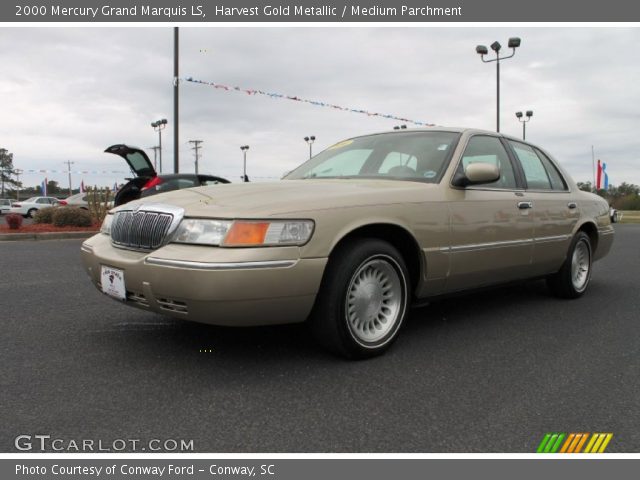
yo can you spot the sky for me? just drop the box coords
[1,26,639,192]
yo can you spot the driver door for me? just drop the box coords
[445,135,534,292]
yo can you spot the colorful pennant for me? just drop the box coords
[184,77,436,127]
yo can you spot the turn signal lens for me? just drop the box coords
[223,222,270,246]
[100,214,113,235]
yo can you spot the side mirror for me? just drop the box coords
[452,162,500,187]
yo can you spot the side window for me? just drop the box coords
[509,141,553,190]
[459,136,517,189]
[534,149,568,191]
[200,177,225,186]
[36,198,48,204]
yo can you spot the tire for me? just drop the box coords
[546,231,593,299]
[611,212,618,223]
[309,238,410,359]
[27,209,37,218]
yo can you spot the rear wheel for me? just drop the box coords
[546,231,593,298]
[309,238,410,359]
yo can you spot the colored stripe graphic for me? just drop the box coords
[537,433,565,453]
[538,433,613,453]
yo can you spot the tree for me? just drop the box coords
[46,180,61,195]
[0,148,18,198]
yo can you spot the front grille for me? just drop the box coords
[111,210,173,250]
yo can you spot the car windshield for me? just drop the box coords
[284,131,460,183]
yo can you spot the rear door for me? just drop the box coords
[506,140,578,275]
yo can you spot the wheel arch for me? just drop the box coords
[575,221,598,254]
[328,222,424,296]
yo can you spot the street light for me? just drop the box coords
[476,37,521,132]
[151,119,168,173]
[304,135,316,159]
[240,145,250,182]
[515,110,533,140]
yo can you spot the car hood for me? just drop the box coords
[119,179,438,218]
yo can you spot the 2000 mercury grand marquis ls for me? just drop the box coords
[81,128,614,358]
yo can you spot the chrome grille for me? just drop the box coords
[111,210,173,250]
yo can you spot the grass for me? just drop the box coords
[619,211,640,224]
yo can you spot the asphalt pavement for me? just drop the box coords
[1,226,639,452]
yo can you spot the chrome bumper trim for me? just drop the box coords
[144,257,298,270]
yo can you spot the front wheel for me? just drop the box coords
[309,238,410,359]
[546,231,593,299]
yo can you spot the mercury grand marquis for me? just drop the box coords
[81,128,614,358]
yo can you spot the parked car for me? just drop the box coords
[105,144,230,206]
[610,206,619,223]
[60,192,89,209]
[82,129,614,358]
[10,196,60,217]
[0,198,12,214]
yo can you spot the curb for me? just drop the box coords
[0,231,99,242]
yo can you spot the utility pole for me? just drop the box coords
[188,140,203,175]
[174,27,180,173]
[64,160,75,196]
[13,169,23,201]
[591,145,596,192]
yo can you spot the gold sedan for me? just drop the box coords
[81,128,614,358]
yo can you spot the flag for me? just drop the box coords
[41,178,47,196]
[80,180,85,193]
[596,160,602,190]
[603,162,609,190]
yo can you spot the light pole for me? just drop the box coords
[476,37,521,133]
[304,136,316,159]
[148,146,160,171]
[515,110,533,140]
[240,145,250,182]
[151,119,168,173]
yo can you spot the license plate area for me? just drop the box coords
[100,265,126,301]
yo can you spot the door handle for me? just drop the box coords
[567,202,577,209]
[517,201,533,210]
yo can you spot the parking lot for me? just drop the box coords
[1,226,639,452]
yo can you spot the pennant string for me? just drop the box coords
[183,77,436,127]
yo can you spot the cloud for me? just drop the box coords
[0,26,639,189]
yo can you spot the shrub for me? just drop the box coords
[86,187,113,224]
[52,207,93,227]
[33,206,57,224]
[5,213,23,230]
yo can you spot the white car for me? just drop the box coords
[60,192,89,209]
[0,198,12,214]
[9,196,60,218]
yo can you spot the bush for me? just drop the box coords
[52,207,93,227]
[5,213,23,230]
[33,206,57,224]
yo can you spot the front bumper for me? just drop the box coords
[81,233,327,326]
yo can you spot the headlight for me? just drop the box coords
[223,220,314,247]
[171,219,314,247]
[172,219,232,245]
[100,214,113,235]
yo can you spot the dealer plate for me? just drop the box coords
[101,266,126,301]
